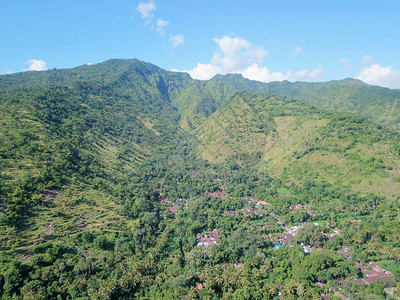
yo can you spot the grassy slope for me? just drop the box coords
[196,92,400,198]
[171,80,238,131]
[264,79,400,131]
[195,92,276,164]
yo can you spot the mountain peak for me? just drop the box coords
[337,78,366,85]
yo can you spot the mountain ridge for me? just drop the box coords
[209,73,400,130]
[3,59,400,132]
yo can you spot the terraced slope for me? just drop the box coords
[195,92,400,198]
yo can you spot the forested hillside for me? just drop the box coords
[0,59,192,226]
[196,92,400,198]
[211,74,400,131]
[1,59,400,299]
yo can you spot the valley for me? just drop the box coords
[0,59,399,299]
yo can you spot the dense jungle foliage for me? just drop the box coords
[1,59,400,299]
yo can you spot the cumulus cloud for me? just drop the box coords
[155,19,169,35]
[24,59,48,71]
[293,46,302,56]
[356,64,400,89]
[170,34,184,47]
[135,1,156,21]
[341,59,351,69]
[174,36,323,83]
[361,55,374,65]
[240,64,324,82]
[211,36,267,71]
[179,63,219,80]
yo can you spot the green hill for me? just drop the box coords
[210,74,400,131]
[196,92,400,198]
[171,80,239,131]
[0,59,192,257]
[1,59,400,299]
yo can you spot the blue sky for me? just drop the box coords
[1,0,400,88]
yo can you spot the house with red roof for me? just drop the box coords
[196,229,221,247]
[351,262,396,285]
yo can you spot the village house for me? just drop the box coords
[169,204,178,214]
[339,245,354,260]
[352,262,396,285]
[320,293,330,300]
[254,200,269,208]
[245,205,253,212]
[301,244,323,254]
[327,229,342,241]
[290,203,316,215]
[277,233,294,245]
[242,196,269,208]
[196,229,221,247]
[291,204,304,210]
[160,198,172,205]
[303,245,312,254]
[206,190,227,199]
[166,199,187,214]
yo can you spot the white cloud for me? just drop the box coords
[175,63,219,80]
[356,64,400,89]
[135,2,173,39]
[293,46,302,56]
[240,64,323,82]
[174,35,323,83]
[211,36,267,71]
[170,34,184,47]
[241,64,286,82]
[155,19,169,36]
[361,55,374,65]
[341,59,351,69]
[135,1,156,21]
[24,59,48,71]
